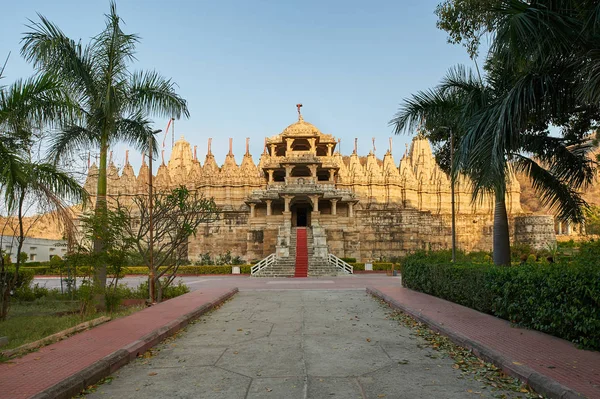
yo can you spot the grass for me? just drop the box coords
[0,298,144,353]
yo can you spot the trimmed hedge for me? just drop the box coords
[402,247,600,350]
[122,265,252,275]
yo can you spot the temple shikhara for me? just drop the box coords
[81,106,558,276]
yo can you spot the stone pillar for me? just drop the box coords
[328,169,335,182]
[327,144,333,156]
[566,221,572,235]
[286,139,292,154]
[310,195,319,212]
[309,165,318,178]
[348,202,354,218]
[330,199,338,216]
[267,170,274,183]
[285,165,293,179]
[283,195,292,212]
[309,138,316,153]
[270,144,276,157]
[249,203,256,218]
[266,200,272,216]
[558,221,562,235]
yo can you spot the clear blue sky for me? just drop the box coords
[0,0,476,171]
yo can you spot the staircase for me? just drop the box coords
[306,228,339,277]
[294,228,308,277]
[252,227,352,277]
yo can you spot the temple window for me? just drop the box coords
[316,145,327,156]
[317,169,329,181]
[273,170,286,182]
[291,139,311,151]
[275,145,286,157]
[291,165,311,177]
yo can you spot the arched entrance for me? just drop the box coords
[291,198,313,227]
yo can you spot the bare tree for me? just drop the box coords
[117,187,219,302]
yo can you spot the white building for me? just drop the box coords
[0,236,68,263]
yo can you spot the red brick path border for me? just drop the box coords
[0,287,238,399]
[368,286,600,399]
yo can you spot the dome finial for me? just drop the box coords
[296,103,303,121]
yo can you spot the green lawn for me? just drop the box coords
[0,298,143,353]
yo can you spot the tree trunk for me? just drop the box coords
[94,135,109,290]
[493,192,511,266]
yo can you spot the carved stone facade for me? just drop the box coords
[80,110,558,261]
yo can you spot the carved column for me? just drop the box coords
[270,144,276,157]
[267,170,274,183]
[348,202,354,218]
[309,138,316,153]
[283,195,292,213]
[266,200,272,216]
[330,199,338,216]
[328,169,335,182]
[286,139,292,154]
[309,165,318,179]
[327,144,333,156]
[249,203,256,218]
[310,195,320,212]
[557,222,562,235]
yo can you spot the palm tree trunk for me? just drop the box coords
[493,191,511,266]
[94,135,108,290]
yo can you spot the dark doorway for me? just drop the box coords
[297,207,308,227]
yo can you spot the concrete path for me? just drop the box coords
[0,287,237,399]
[369,286,600,399]
[86,290,515,399]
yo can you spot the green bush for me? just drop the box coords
[2,268,34,292]
[122,265,252,275]
[341,257,357,263]
[402,248,600,349]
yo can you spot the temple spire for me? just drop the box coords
[389,137,393,153]
[296,103,303,121]
[354,138,357,154]
[125,150,129,165]
[208,138,212,155]
[372,137,376,153]
[228,138,233,156]
[246,137,250,156]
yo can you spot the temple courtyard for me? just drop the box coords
[84,289,516,399]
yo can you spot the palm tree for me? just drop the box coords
[0,73,86,320]
[391,65,595,265]
[21,1,189,288]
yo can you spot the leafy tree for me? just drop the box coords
[116,187,219,302]
[391,65,595,265]
[584,205,600,236]
[0,71,85,320]
[21,1,190,290]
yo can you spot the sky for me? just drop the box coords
[0,0,478,173]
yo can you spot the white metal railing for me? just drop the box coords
[251,253,277,275]
[328,253,353,274]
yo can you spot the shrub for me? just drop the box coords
[121,265,253,275]
[402,249,600,350]
[341,257,356,263]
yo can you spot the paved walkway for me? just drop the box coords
[0,287,237,399]
[369,286,600,399]
[85,290,516,399]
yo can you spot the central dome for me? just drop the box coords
[282,117,322,137]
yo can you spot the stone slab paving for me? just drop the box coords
[369,286,600,399]
[0,287,237,399]
[86,290,516,399]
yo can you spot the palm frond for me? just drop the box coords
[127,70,189,119]
[47,125,98,164]
[514,155,588,222]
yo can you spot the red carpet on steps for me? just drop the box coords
[295,228,308,277]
